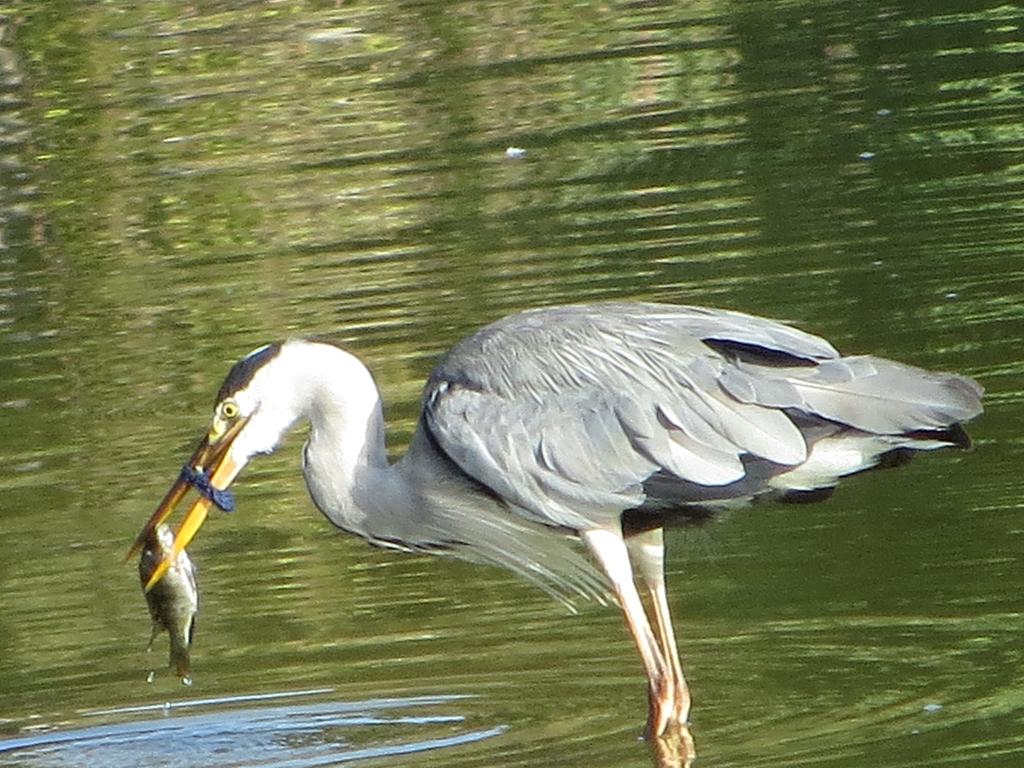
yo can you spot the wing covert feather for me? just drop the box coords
[421,303,981,531]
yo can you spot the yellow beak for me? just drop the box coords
[128,416,248,591]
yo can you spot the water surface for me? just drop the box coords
[1,2,1022,766]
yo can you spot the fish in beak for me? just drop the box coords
[127,411,250,591]
[139,524,199,683]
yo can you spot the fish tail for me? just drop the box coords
[169,640,192,682]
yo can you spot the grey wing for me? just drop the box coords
[422,302,982,531]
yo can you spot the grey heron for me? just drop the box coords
[130,302,982,744]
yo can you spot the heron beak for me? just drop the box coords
[128,416,249,591]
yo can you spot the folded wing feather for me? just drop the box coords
[423,303,982,531]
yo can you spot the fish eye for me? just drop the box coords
[220,400,240,420]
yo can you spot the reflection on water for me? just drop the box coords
[0,690,505,768]
[1,1,1023,767]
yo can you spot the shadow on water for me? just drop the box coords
[0,690,505,768]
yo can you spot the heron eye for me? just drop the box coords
[221,400,240,420]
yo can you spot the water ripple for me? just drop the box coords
[0,691,505,768]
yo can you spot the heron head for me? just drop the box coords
[129,341,309,589]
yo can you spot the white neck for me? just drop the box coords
[267,343,391,534]
[226,340,392,525]
[231,340,439,546]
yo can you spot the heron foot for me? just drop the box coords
[645,691,696,768]
[647,722,696,768]
[645,679,691,740]
[645,673,691,739]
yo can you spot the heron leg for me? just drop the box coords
[626,527,691,726]
[582,525,673,737]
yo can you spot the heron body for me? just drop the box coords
[132,302,982,746]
